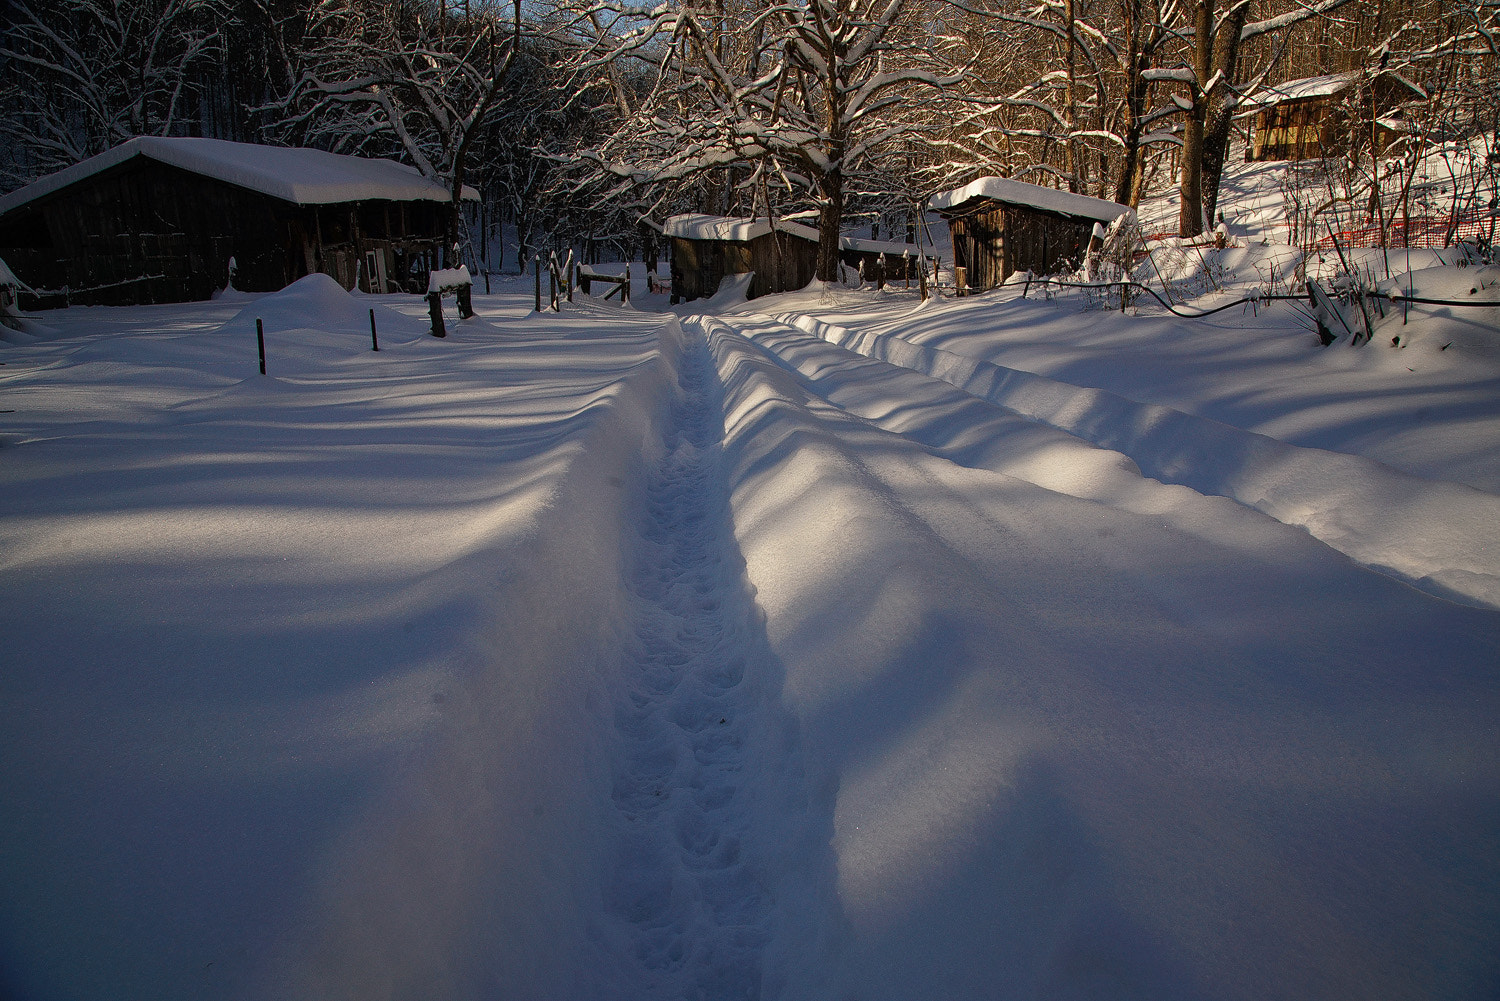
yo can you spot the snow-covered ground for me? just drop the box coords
[2,265,1498,1001]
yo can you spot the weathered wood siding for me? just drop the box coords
[670,229,818,302]
[947,203,1006,292]
[1251,97,1338,162]
[944,198,1095,292]
[0,158,451,306]
[1000,206,1093,278]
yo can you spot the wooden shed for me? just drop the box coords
[839,235,928,285]
[664,214,820,303]
[931,177,1132,292]
[1247,71,1426,162]
[0,137,478,307]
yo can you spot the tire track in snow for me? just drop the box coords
[597,329,815,999]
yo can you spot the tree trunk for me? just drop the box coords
[1178,0,1215,237]
[1202,100,1236,225]
[1179,108,1207,236]
[816,172,844,283]
[1199,2,1250,226]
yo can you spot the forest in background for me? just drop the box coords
[1,0,1495,276]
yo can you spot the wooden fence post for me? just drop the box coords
[369,308,379,351]
[256,318,266,374]
[534,256,542,312]
[428,291,446,338]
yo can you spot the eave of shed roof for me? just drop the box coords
[664,213,822,243]
[930,177,1132,225]
[0,137,478,217]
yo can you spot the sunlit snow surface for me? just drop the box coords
[1,269,1498,1001]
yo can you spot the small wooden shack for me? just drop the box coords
[839,235,927,285]
[665,214,820,302]
[0,137,478,307]
[1247,71,1426,162]
[931,177,1132,292]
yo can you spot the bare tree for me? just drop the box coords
[0,0,229,186]
[1161,0,1357,236]
[565,0,963,281]
[266,0,523,261]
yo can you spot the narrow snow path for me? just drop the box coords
[593,329,837,999]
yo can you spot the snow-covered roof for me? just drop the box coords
[663,214,819,243]
[1249,72,1357,107]
[842,235,920,257]
[930,177,1132,225]
[0,137,477,217]
[0,256,21,288]
[662,214,921,255]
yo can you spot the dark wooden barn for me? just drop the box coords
[0,137,477,307]
[664,214,820,302]
[931,177,1132,293]
[1247,71,1426,162]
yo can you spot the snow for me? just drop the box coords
[0,137,477,217]
[427,266,473,293]
[1246,71,1355,106]
[931,176,1134,225]
[661,215,919,258]
[2,259,1498,1000]
[840,235,919,257]
[663,214,819,244]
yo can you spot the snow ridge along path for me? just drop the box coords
[769,310,1500,610]
[593,324,840,999]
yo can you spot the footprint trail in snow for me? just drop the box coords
[597,331,819,999]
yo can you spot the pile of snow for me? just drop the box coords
[216,273,427,343]
[696,272,755,309]
[1377,264,1500,359]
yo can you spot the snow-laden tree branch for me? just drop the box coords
[262,0,523,261]
[552,0,966,281]
[0,0,228,186]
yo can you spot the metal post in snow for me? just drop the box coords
[534,256,542,312]
[624,264,630,305]
[369,308,379,351]
[256,318,266,375]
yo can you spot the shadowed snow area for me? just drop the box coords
[1,272,1498,1001]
